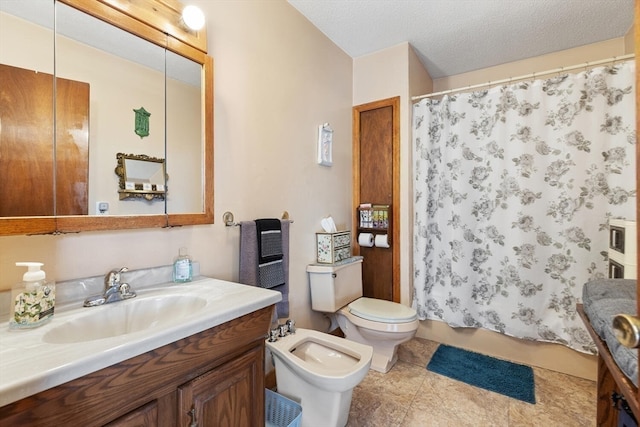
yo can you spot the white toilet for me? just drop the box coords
[307,256,418,373]
[266,328,373,427]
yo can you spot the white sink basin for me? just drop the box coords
[1,277,282,407]
[43,295,207,344]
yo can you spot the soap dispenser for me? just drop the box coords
[173,247,193,283]
[9,262,55,330]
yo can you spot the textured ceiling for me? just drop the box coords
[287,0,634,79]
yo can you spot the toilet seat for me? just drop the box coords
[348,297,417,323]
[338,298,419,334]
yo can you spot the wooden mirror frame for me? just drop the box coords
[0,0,213,235]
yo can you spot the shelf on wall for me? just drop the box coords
[357,204,390,231]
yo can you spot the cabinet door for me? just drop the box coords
[0,64,89,217]
[178,346,264,427]
[104,401,158,427]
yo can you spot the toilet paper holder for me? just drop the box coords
[357,232,391,248]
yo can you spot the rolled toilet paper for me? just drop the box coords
[358,233,374,247]
[374,234,390,248]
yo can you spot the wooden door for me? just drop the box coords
[353,97,400,302]
[0,64,88,217]
[178,346,264,427]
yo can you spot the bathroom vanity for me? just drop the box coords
[0,277,280,426]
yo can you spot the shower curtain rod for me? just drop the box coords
[412,53,635,101]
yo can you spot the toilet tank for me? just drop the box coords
[307,256,363,312]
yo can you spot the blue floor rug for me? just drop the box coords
[427,344,536,404]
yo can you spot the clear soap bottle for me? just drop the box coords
[173,247,192,283]
[10,262,55,330]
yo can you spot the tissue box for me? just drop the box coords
[316,231,351,264]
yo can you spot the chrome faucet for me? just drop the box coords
[267,319,296,342]
[83,267,137,307]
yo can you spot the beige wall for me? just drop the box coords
[0,11,53,72]
[0,0,353,332]
[433,37,630,93]
[353,42,433,306]
[625,21,635,53]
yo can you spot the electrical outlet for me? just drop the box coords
[96,201,109,215]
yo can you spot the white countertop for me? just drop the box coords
[0,277,281,407]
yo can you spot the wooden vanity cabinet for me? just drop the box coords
[106,401,159,426]
[178,345,262,426]
[0,306,273,426]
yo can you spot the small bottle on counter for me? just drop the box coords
[173,247,192,283]
[10,262,55,330]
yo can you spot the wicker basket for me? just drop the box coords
[265,389,302,427]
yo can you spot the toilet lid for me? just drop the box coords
[348,297,417,323]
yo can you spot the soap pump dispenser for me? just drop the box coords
[9,262,55,330]
[173,247,193,283]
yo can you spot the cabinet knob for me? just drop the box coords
[188,407,198,427]
[613,314,640,348]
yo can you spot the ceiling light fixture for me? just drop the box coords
[182,5,205,31]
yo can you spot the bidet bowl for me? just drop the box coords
[266,328,373,392]
[267,328,372,427]
[42,295,207,344]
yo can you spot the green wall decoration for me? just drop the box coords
[133,107,151,138]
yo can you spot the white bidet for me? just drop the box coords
[266,328,372,427]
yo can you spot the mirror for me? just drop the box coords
[0,0,213,234]
[115,153,167,201]
[166,50,205,214]
[0,2,55,220]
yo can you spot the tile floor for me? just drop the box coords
[346,337,597,427]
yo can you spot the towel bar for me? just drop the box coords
[223,211,293,227]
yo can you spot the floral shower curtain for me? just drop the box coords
[413,61,636,353]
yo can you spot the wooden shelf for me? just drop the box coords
[357,204,391,232]
[358,227,388,233]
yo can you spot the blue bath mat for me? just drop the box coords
[427,344,536,404]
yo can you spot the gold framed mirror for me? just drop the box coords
[0,0,213,235]
[115,153,167,201]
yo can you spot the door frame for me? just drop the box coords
[352,96,401,302]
